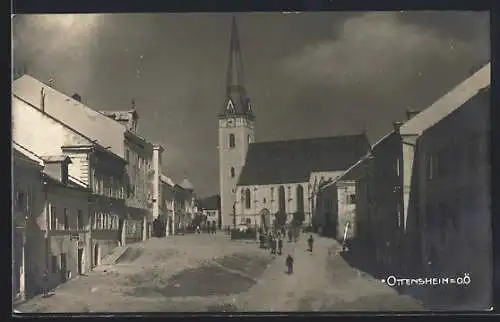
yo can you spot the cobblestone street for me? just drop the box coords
[15,233,425,313]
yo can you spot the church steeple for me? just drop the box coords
[219,17,254,120]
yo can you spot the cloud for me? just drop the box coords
[281,12,476,87]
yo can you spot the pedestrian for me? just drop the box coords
[278,236,283,255]
[307,234,314,252]
[287,228,293,243]
[212,221,217,235]
[271,236,277,255]
[42,270,49,297]
[286,254,294,274]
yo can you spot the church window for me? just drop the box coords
[230,167,235,178]
[229,134,235,148]
[245,188,251,209]
[278,186,286,213]
[296,185,304,213]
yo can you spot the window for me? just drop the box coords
[92,214,97,230]
[287,186,292,201]
[16,191,25,212]
[96,213,102,230]
[229,134,235,148]
[50,206,57,230]
[61,165,68,185]
[296,185,304,213]
[51,255,58,273]
[396,158,400,177]
[278,186,286,213]
[77,210,84,230]
[263,198,267,204]
[230,167,235,178]
[348,194,356,204]
[63,208,69,230]
[270,187,275,201]
[245,188,251,209]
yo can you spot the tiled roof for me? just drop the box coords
[199,195,220,210]
[400,62,490,136]
[12,75,126,158]
[237,133,371,186]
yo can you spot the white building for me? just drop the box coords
[12,76,164,242]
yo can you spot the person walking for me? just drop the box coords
[286,254,294,274]
[42,270,49,297]
[287,228,293,243]
[270,235,277,255]
[307,234,314,253]
[278,236,283,255]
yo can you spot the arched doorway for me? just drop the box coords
[260,208,271,230]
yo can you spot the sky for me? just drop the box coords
[12,11,490,197]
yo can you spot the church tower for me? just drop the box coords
[218,17,255,228]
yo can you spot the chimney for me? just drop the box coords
[40,87,46,112]
[72,93,82,102]
[406,109,421,120]
[393,121,404,131]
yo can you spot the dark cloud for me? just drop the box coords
[12,12,489,197]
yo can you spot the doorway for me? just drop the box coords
[77,248,84,275]
[94,244,99,267]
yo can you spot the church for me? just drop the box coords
[218,18,370,229]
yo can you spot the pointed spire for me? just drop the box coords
[226,16,245,92]
[219,16,254,120]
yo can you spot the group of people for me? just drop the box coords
[257,226,317,275]
[194,221,217,234]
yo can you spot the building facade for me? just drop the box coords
[236,135,371,230]
[12,77,163,243]
[12,94,128,269]
[198,195,221,228]
[12,148,44,301]
[316,178,358,241]
[353,63,491,292]
[399,65,491,290]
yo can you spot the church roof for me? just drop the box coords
[237,133,371,186]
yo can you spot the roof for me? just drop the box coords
[12,75,126,158]
[41,155,72,163]
[237,133,371,186]
[160,174,176,187]
[13,145,44,169]
[13,95,126,164]
[321,153,372,190]
[198,195,221,210]
[179,177,194,191]
[400,62,490,136]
